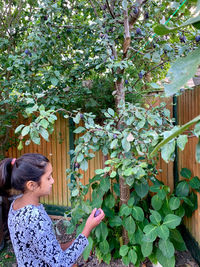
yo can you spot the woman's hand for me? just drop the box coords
[82,208,105,238]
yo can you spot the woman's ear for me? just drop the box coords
[26,181,38,191]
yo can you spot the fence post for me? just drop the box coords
[173,95,179,186]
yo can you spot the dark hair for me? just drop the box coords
[0,153,49,195]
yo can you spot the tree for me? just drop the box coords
[2,0,200,265]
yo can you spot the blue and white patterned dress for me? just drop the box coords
[8,201,88,267]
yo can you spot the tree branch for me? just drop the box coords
[129,47,144,55]
[106,0,115,19]
[133,60,168,87]
[123,5,131,56]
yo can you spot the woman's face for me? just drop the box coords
[36,163,54,196]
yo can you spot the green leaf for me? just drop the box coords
[104,194,115,209]
[163,214,181,229]
[153,24,175,35]
[132,206,144,221]
[143,224,158,242]
[119,245,129,257]
[30,132,40,145]
[120,204,132,216]
[110,171,117,178]
[71,188,79,197]
[15,124,25,134]
[50,77,59,86]
[169,197,180,210]
[189,176,200,190]
[110,139,118,149]
[83,237,93,260]
[161,140,175,163]
[122,138,131,152]
[102,253,111,265]
[177,135,188,151]
[159,239,175,258]
[150,210,161,225]
[39,127,49,141]
[124,216,136,234]
[194,121,200,136]
[73,113,81,124]
[77,153,84,163]
[135,181,149,198]
[128,197,135,207]
[141,241,153,257]
[80,159,88,171]
[95,222,108,241]
[164,47,200,96]
[180,168,192,179]
[176,181,189,197]
[156,248,175,267]
[40,119,49,129]
[21,126,30,137]
[196,139,200,163]
[122,256,130,266]
[157,225,169,240]
[99,240,110,254]
[181,196,194,207]
[169,229,186,251]
[124,167,133,176]
[169,228,185,243]
[128,249,137,265]
[95,169,104,175]
[74,126,85,134]
[107,108,115,116]
[100,177,110,192]
[151,194,163,210]
[158,188,167,200]
[109,216,122,227]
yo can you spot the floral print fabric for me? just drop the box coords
[8,202,88,267]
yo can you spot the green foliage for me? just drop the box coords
[66,165,199,266]
[59,104,199,266]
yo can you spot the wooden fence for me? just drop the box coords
[177,86,200,245]
[6,114,71,207]
[5,88,200,245]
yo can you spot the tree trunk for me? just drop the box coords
[119,176,130,244]
[114,78,130,245]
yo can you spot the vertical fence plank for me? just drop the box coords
[177,86,200,244]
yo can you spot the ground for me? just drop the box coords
[0,217,199,267]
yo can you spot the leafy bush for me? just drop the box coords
[66,167,200,267]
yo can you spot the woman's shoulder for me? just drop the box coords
[9,201,47,222]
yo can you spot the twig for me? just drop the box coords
[133,60,168,87]
[89,0,98,17]
[129,47,144,55]
[106,0,115,19]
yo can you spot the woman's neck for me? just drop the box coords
[13,193,40,210]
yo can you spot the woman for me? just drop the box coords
[0,153,104,266]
